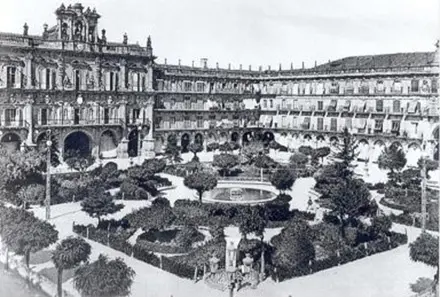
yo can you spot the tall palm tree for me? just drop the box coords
[52,237,91,297]
[74,254,135,297]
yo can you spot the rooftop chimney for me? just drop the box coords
[302,61,305,69]
[249,65,252,71]
[200,58,208,69]
[228,63,231,70]
[178,59,181,67]
[259,66,262,72]
[192,60,194,67]
[216,62,219,70]
[239,64,242,70]
[315,60,317,67]
[23,23,28,36]
[164,58,167,65]
[268,65,271,71]
[290,62,293,70]
[279,63,282,71]
[123,33,128,45]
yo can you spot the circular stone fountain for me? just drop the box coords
[200,183,277,205]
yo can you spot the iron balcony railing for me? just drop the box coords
[0,120,30,128]
[36,118,125,127]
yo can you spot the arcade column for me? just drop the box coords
[24,99,35,147]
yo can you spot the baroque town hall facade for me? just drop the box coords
[0,3,438,166]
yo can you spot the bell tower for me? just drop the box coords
[55,3,100,43]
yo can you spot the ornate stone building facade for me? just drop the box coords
[0,3,438,165]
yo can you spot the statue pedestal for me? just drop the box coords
[117,138,129,158]
[142,138,156,159]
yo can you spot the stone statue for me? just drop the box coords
[61,23,69,40]
[225,241,237,272]
[242,253,253,274]
[209,253,220,274]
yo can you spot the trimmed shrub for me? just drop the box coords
[162,256,195,279]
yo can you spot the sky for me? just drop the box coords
[0,0,438,69]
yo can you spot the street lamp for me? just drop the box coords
[45,129,52,220]
[420,149,429,233]
[137,120,142,163]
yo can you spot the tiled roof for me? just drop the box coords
[313,52,437,71]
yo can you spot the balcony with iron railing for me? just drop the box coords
[0,120,30,128]
[36,118,125,127]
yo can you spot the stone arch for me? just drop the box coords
[263,131,275,143]
[371,139,386,163]
[432,125,439,140]
[407,142,422,167]
[207,133,217,144]
[219,132,228,144]
[100,130,118,158]
[329,136,339,146]
[167,134,178,146]
[64,131,92,158]
[357,139,370,161]
[1,132,21,152]
[181,133,190,153]
[434,143,439,161]
[231,132,240,143]
[316,134,326,148]
[194,133,204,146]
[127,129,140,157]
[242,131,253,145]
[303,134,312,140]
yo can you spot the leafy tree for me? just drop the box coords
[370,215,392,238]
[124,158,167,197]
[212,153,239,176]
[207,142,220,152]
[418,157,439,178]
[254,155,278,170]
[74,254,135,297]
[3,209,58,268]
[378,144,407,183]
[270,167,297,194]
[52,237,91,297]
[64,149,96,173]
[298,145,314,156]
[164,141,182,164]
[237,206,267,240]
[38,132,61,167]
[0,148,45,205]
[272,219,315,278]
[290,152,309,169]
[312,147,331,163]
[188,142,203,162]
[334,127,358,179]
[328,178,371,239]
[81,188,124,223]
[183,171,218,203]
[410,232,439,288]
[17,183,45,208]
[125,200,175,231]
[242,142,266,164]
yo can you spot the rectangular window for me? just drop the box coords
[360,82,369,94]
[114,73,119,91]
[45,69,50,90]
[75,70,80,91]
[374,120,383,132]
[376,100,383,112]
[269,100,273,108]
[184,116,190,128]
[6,67,16,88]
[431,79,438,93]
[74,108,80,125]
[41,108,48,125]
[317,118,324,130]
[184,82,192,92]
[391,121,400,132]
[262,100,267,108]
[104,108,110,124]
[137,73,140,92]
[5,109,16,126]
[132,109,140,123]
[393,100,401,113]
[302,117,311,129]
[196,82,205,92]
[330,118,337,131]
[197,116,203,128]
[411,79,419,92]
[170,117,175,128]
[330,82,339,94]
[155,117,162,129]
[185,99,191,110]
[317,101,323,111]
[51,71,56,90]
[376,81,385,93]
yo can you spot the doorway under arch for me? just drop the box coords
[1,133,21,153]
[64,131,91,159]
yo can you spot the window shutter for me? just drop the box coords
[105,72,110,91]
